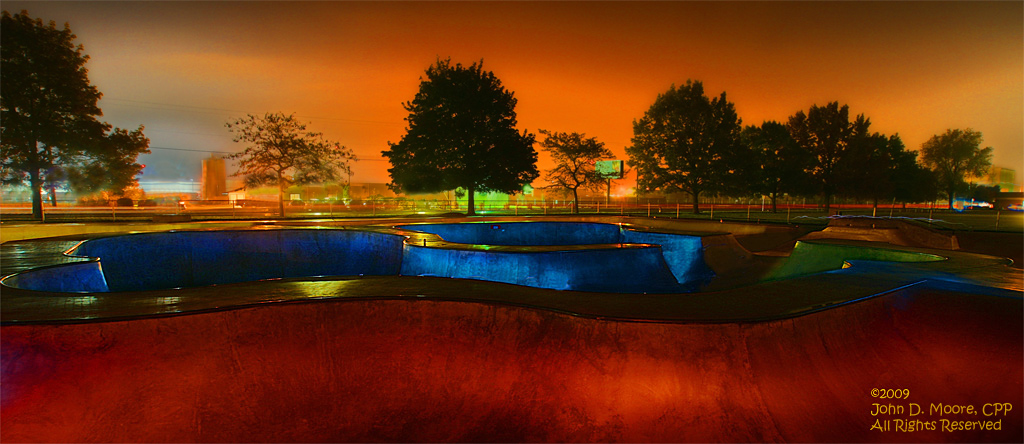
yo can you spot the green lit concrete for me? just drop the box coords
[766,240,946,281]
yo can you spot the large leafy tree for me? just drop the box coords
[626,80,742,214]
[539,130,613,214]
[740,121,812,213]
[844,129,906,209]
[786,102,868,212]
[892,153,939,205]
[1,10,148,219]
[65,124,151,197]
[226,112,354,217]
[919,128,993,209]
[382,59,538,216]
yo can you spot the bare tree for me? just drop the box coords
[539,130,612,214]
[226,112,354,216]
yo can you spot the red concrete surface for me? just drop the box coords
[2,289,1021,442]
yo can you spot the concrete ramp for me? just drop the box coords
[699,232,756,275]
[802,217,959,250]
[2,287,1020,442]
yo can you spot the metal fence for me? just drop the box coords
[1,199,1019,232]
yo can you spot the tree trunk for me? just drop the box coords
[770,193,778,213]
[49,186,58,206]
[823,193,832,214]
[947,189,955,210]
[466,185,476,216]
[28,136,43,221]
[277,171,286,217]
[691,190,701,214]
[572,188,579,214]
[29,168,43,221]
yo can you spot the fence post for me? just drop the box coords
[647,202,651,217]
[676,203,680,219]
[710,203,714,220]
[996,210,1000,228]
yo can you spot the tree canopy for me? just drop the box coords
[920,128,993,209]
[843,131,936,210]
[786,102,869,212]
[64,124,150,197]
[226,112,354,216]
[539,129,613,214]
[740,121,812,212]
[382,58,538,215]
[1,10,149,219]
[626,80,742,214]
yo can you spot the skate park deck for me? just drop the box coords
[1,216,1021,442]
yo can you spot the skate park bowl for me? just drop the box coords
[3,228,407,293]
[1,216,1022,442]
[0,221,952,295]
[395,221,716,293]
[0,221,755,294]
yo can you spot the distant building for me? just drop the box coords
[138,181,199,196]
[985,167,1019,192]
[993,191,1023,210]
[201,156,227,200]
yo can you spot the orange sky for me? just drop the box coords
[7,1,1022,187]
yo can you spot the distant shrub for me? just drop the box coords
[115,197,134,207]
[77,196,107,206]
[139,199,158,207]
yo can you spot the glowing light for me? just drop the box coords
[73,296,98,305]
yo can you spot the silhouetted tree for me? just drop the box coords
[740,121,812,212]
[1,10,148,219]
[226,112,354,217]
[626,80,742,214]
[65,124,150,197]
[919,128,993,209]
[539,130,613,214]
[843,129,914,210]
[786,102,871,213]
[382,59,538,216]
[890,145,938,206]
